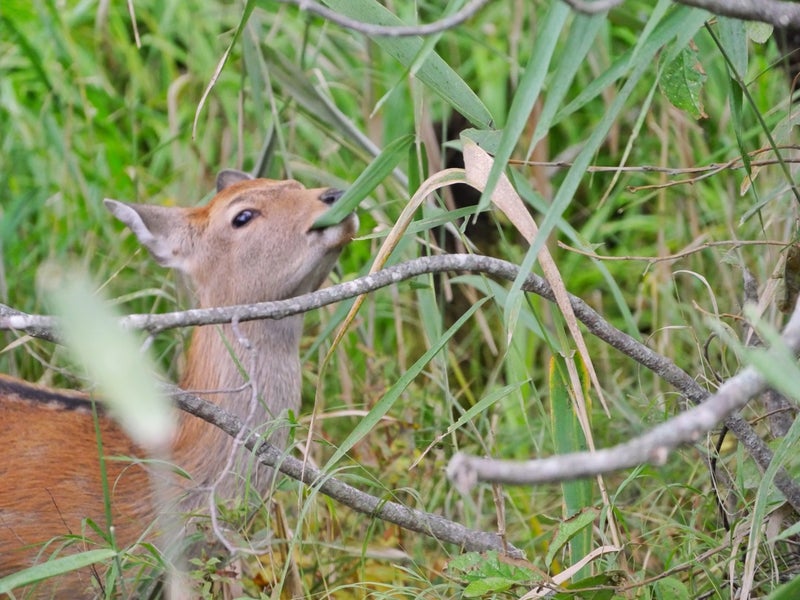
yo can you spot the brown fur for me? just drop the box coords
[0,172,357,597]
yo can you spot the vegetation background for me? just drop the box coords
[1,0,799,597]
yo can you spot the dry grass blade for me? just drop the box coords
[462,140,608,415]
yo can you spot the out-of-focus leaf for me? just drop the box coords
[43,268,173,452]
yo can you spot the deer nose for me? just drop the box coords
[320,189,345,205]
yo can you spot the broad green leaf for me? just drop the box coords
[747,21,773,44]
[659,45,707,119]
[463,577,514,596]
[545,508,597,569]
[654,576,691,600]
[319,0,493,129]
[312,134,414,228]
[0,549,117,593]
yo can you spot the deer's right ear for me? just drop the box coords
[104,199,193,271]
[216,169,254,192]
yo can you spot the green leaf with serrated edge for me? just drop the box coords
[545,508,598,569]
[659,46,707,119]
[312,134,414,228]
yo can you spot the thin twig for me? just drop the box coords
[273,0,491,37]
[446,302,797,487]
[677,0,800,29]
[558,239,788,264]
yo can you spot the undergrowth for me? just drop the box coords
[2,0,800,597]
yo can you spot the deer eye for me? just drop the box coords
[231,209,257,229]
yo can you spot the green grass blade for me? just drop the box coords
[319,0,493,128]
[476,1,570,212]
[529,12,605,150]
[0,549,117,593]
[549,354,593,579]
[312,133,414,228]
[504,6,708,334]
[323,296,489,472]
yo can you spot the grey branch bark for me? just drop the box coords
[274,0,491,37]
[278,0,800,33]
[3,253,799,510]
[168,384,523,558]
[676,0,800,28]
[558,0,800,27]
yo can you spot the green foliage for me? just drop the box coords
[446,550,538,597]
[2,0,799,597]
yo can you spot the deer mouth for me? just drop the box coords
[309,212,359,249]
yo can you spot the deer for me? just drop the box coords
[0,169,358,598]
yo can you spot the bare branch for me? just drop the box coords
[273,0,491,37]
[558,0,625,14]
[562,0,800,28]
[168,384,524,558]
[676,0,800,28]
[4,253,799,509]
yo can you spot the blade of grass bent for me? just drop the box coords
[506,7,708,349]
[463,139,607,414]
[192,0,256,138]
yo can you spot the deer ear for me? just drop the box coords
[104,199,193,271]
[216,169,254,192]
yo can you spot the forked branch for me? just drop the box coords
[3,253,799,510]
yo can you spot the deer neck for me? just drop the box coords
[171,315,303,502]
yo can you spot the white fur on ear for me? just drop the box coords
[104,199,191,270]
[216,169,254,192]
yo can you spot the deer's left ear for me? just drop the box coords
[104,199,194,271]
[216,169,254,192]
